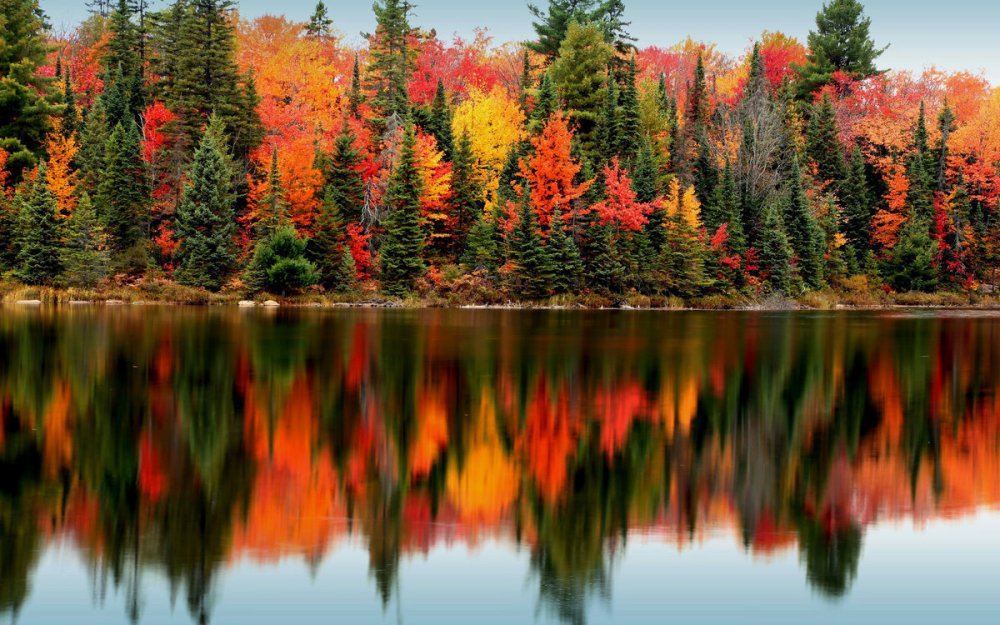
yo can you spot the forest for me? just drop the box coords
[1,0,999,304]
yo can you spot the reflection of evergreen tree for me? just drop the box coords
[0,418,43,617]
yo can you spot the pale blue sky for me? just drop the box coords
[40,0,1000,82]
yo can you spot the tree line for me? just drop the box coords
[0,0,997,300]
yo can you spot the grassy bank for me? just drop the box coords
[3,277,999,310]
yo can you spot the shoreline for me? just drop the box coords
[3,280,999,312]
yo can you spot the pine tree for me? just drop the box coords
[632,139,657,204]
[15,164,63,285]
[323,124,367,222]
[367,0,416,122]
[379,124,426,295]
[617,57,641,162]
[583,218,622,293]
[707,159,745,253]
[451,132,483,249]
[509,183,552,299]
[77,99,110,194]
[174,129,238,291]
[244,225,318,295]
[692,126,717,208]
[806,93,846,184]
[61,73,79,138]
[96,121,150,272]
[595,70,620,164]
[935,100,956,191]
[884,216,937,292]
[549,21,613,160]
[348,54,365,118]
[428,78,454,159]
[796,0,887,98]
[306,1,333,39]
[332,245,358,293]
[841,146,871,255]
[519,50,532,111]
[784,157,825,289]
[547,207,582,293]
[254,146,291,240]
[758,202,793,294]
[310,188,347,291]
[60,193,108,287]
[531,73,557,132]
[461,210,498,271]
[0,0,62,174]
[527,0,609,62]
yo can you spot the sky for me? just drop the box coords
[40,0,1000,83]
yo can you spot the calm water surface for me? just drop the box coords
[1,307,998,624]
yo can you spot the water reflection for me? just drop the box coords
[0,308,998,623]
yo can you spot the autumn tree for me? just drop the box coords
[519,113,591,227]
[452,87,526,210]
[592,158,651,234]
[44,120,79,218]
[380,124,426,295]
[15,164,63,284]
[796,0,887,98]
[174,130,238,291]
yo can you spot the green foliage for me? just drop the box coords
[617,58,641,162]
[77,99,110,194]
[461,210,499,272]
[509,184,552,299]
[174,130,238,291]
[95,121,150,273]
[547,207,583,293]
[884,217,938,293]
[796,0,887,97]
[595,71,620,165]
[310,184,347,291]
[15,164,63,285]
[428,78,454,159]
[841,147,871,254]
[531,73,557,132]
[305,1,333,38]
[583,219,623,293]
[451,132,483,250]
[550,22,613,160]
[784,158,825,289]
[758,202,793,294]
[806,94,845,184]
[379,124,426,295]
[60,192,108,287]
[244,226,317,295]
[367,0,416,121]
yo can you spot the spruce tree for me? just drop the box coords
[60,193,108,288]
[784,157,825,289]
[323,124,367,222]
[77,99,110,194]
[428,78,454,159]
[693,126,718,208]
[796,0,887,97]
[841,146,871,255]
[806,93,846,184]
[509,183,552,299]
[367,0,416,122]
[884,216,937,293]
[310,180,347,291]
[583,219,623,293]
[595,71,620,165]
[547,207,582,293]
[758,202,793,294]
[549,21,613,160]
[935,100,956,191]
[451,132,483,250]
[96,121,150,271]
[348,54,365,118]
[531,73,557,132]
[255,146,291,240]
[632,139,657,204]
[461,211,499,271]
[15,164,63,285]
[617,57,641,162]
[379,124,426,295]
[527,0,613,62]
[0,0,61,174]
[332,245,358,293]
[707,159,744,253]
[306,1,333,39]
[174,129,238,291]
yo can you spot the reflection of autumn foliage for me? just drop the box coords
[3,310,1000,617]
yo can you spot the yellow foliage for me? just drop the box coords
[452,87,526,211]
[662,178,702,232]
[45,119,79,218]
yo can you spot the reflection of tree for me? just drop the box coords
[797,516,863,598]
[0,419,43,617]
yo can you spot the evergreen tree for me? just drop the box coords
[332,245,358,293]
[61,73,79,138]
[594,71,620,164]
[367,0,416,122]
[105,0,143,82]
[519,50,532,111]
[906,151,934,223]
[0,0,61,175]
[583,219,622,293]
[784,157,825,289]
[758,202,793,294]
[306,1,333,39]
[692,126,717,208]
[796,0,887,97]
[310,186,347,290]
[348,54,365,118]
[0,187,18,270]
[530,73,557,132]
[323,124,367,222]
[244,225,318,295]
[428,78,454,159]
[15,164,62,285]
[706,159,744,253]
[509,183,552,299]
[379,124,426,295]
[547,207,582,293]
[935,99,956,191]
[806,93,846,184]
[841,146,871,255]
[527,0,604,62]
[77,99,110,194]
[60,193,108,287]
[549,21,613,160]
[617,57,641,162]
[174,129,238,291]
[451,132,483,249]
[96,121,150,272]
[884,216,937,292]
[461,210,499,271]
[632,139,657,204]
[255,146,290,240]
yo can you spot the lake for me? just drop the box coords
[1,307,998,624]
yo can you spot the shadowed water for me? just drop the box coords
[1,307,998,624]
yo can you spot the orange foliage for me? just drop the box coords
[872,164,910,248]
[517,112,591,228]
[45,120,79,218]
